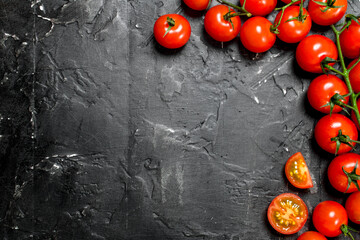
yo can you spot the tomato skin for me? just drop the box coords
[153,14,191,49]
[281,0,300,4]
[313,201,348,237]
[307,74,349,114]
[285,152,313,189]
[345,191,360,224]
[351,99,360,130]
[204,5,241,42]
[183,0,210,10]
[240,16,276,53]
[274,6,312,43]
[349,59,360,93]
[340,19,360,59]
[308,0,347,26]
[240,0,277,16]
[314,114,358,154]
[297,231,327,240]
[328,153,360,193]
[296,35,338,73]
[267,193,308,235]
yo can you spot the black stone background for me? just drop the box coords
[0,0,360,239]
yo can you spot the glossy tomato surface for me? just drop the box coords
[297,231,327,240]
[328,153,360,193]
[313,201,348,237]
[274,6,312,43]
[307,74,349,114]
[345,191,360,224]
[204,5,241,42]
[349,59,360,93]
[183,0,210,10]
[285,152,313,189]
[340,19,360,59]
[351,98,360,130]
[267,193,308,235]
[314,114,358,154]
[240,0,277,16]
[308,0,347,26]
[281,0,300,4]
[240,16,276,53]
[153,14,191,49]
[296,35,338,73]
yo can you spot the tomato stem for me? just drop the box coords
[163,17,175,37]
[216,0,252,16]
[340,224,359,240]
[342,161,360,192]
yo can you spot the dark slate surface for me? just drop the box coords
[1,0,360,239]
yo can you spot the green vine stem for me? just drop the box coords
[216,0,252,17]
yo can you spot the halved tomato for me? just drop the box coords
[285,152,313,189]
[267,193,308,234]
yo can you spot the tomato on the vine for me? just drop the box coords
[183,0,210,11]
[240,0,277,16]
[240,16,276,53]
[267,193,308,235]
[153,14,191,49]
[285,152,313,189]
[296,35,338,73]
[328,153,360,193]
[308,0,347,26]
[274,6,312,43]
[345,191,360,224]
[281,0,300,4]
[349,59,360,93]
[351,98,360,130]
[297,231,327,240]
[307,74,349,114]
[314,114,358,154]
[204,5,241,42]
[340,18,360,59]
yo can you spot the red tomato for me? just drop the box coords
[240,16,276,53]
[308,0,347,26]
[183,0,210,10]
[296,35,338,73]
[351,98,360,130]
[285,152,313,189]
[281,0,301,4]
[340,18,360,59]
[307,74,349,114]
[345,191,360,224]
[313,201,348,237]
[153,14,191,49]
[297,231,327,240]
[314,114,358,154]
[349,59,360,93]
[267,193,308,235]
[328,153,360,193]
[240,0,277,16]
[274,6,312,43]
[204,5,241,42]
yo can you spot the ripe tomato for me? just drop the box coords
[308,0,347,26]
[351,98,360,130]
[267,193,308,235]
[307,74,349,114]
[204,5,241,42]
[313,201,348,237]
[345,191,360,224]
[340,18,360,59]
[153,14,191,49]
[274,6,312,43]
[314,114,358,154]
[328,153,360,193]
[240,0,277,16]
[297,231,327,240]
[285,152,313,189]
[240,16,276,53]
[296,35,338,73]
[349,59,360,93]
[281,0,300,4]
[183,0,210,10]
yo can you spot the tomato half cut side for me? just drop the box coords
[267,193,308,234]
[285,152,313,189]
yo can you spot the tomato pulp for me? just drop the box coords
[285,152,313,189]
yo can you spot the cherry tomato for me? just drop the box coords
[340,18,360,59]
[349,59,360,93]
[274,6,312,43]
[281,0,300,4]
[307,74,349,114]
[285,152,313,189]
[312,201,348,237]
[240,16,276,53]
[267,193,308,235]
[297,231,327,240]
[296,35,338,73]
[153,14,191,49]
[314,114,358,154]
[345,191,360,224]
[308,0,347,26]
[328,153,360,193]
[204,5,241,42]
[183,0,210,10]
[240,0,277,16]
[351,98,360,130]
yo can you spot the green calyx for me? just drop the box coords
[330,129,360,155]
[312,0,344,12]
[340,224,359,240]
[345,14,360,25]
[342,161,360,192]
[163,17,175,37]
[321,93,352,116]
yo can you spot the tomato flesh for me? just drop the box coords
[285,152,313,189]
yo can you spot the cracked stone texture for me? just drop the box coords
[1,0,359,239]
